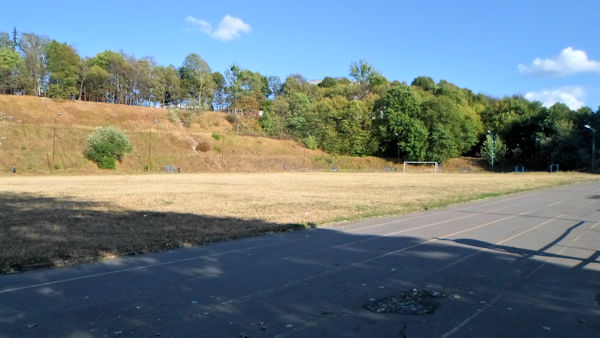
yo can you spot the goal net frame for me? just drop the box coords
[403,161,439,173]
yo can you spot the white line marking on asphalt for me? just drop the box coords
[278,196,598,336]
[441,219,599,337]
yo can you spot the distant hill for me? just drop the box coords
[0,95,394,174]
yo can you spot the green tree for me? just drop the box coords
[435,80,467,105]
[0,47,24,94]
[152,65,182,107]
[267,75,282,97]
[368,74,390,97]
[481,134,507,166]
[393,114,428,161]
[426,124,456,162]
[179,53,213,110]
[533,103,591,169]
[382,85,420,118]
[211,71,226,110]
[310,95,347,154]
[349,60,380,84]
[272,95,290,117]
[84,126,133,169]
[128,57,154,105]
[286,91,311,136]
[411,76,436,91]
[18,32,49,96]
[319,77,360,100]
[0,32,14,50]
[281,74,316,99]
[46,41,80,98]
[307,96,376,155]
[89,50,130,103]
[83,65,110,102]
[226,65,271,109]
[350,60,382,98]
[377,85,428,160]
[419,97,482,157]
[259,110,284,136]
[318,76,337,88]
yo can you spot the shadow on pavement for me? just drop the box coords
[0,193,599,337]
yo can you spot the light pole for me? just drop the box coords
[52,113,62,168]
[395,132,400,165]
[487,130,495,168]
[0,112,13,147]
[147,120,158,171]
[584,124,596,171]
[221,133,224,170]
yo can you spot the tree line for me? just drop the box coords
[0,29,598,170]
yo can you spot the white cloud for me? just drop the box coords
[524,86,586,110]
[518,47,600,77]
[184,16,212,35]
[185,15,250,41]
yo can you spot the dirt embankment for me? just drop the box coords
[0,95,393,174]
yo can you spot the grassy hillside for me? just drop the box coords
[0,95,394,174]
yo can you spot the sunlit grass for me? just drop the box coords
[1,172,597,273]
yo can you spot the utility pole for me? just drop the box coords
[52,113,63,168]
[585,124,596,171]
[487,130,495,168]
[147,120,158,171]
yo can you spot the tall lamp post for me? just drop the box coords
[487,130,495,168]
[395,132,400,165]
[52,113,62,167]
[147,120,158,171]
[584,124,596,171]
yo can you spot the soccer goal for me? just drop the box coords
[403,161,439,173]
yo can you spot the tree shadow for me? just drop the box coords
[0,193,599,337]
[0,192,304,274]
[438,221,589,263]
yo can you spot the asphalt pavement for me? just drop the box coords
[1,182,599,337]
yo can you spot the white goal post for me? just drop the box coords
[403,161,439,173]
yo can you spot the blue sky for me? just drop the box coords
[2,0,599,110]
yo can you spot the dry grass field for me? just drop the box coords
[1,172,597,273]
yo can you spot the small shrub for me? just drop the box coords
[303,135,318,150]
[180,110,193,127]
[84,126,133,170]
[225,113,239,124]
[167,108,193,127]
[167,109,179,125]
[196,139,211,152]
[53,163,62,170]
[212,133,221,141]
[213,145,221,153]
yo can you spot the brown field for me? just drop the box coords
[1,172,597,274]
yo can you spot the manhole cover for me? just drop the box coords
[364,288,446,315]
